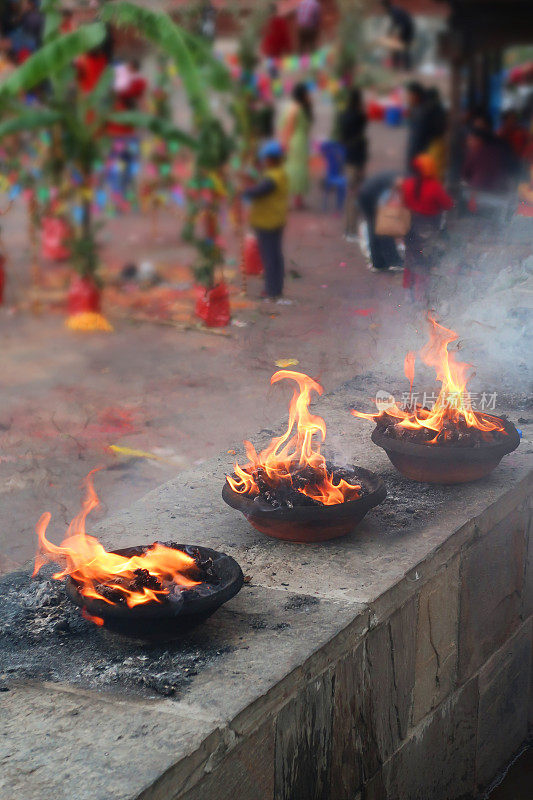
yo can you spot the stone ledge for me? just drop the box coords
[1,378,531,800]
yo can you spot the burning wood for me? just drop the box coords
[352,314,510,448]
[227,371,363,507]
[32,472,224,624]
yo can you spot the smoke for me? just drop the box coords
[347,220,532,422]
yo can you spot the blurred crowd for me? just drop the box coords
[0,0,46,69]
[345,81,532,304]
[246,69,532,307]
[1,0,532,311]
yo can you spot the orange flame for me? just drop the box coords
[81,608,104,626]
[404,351,416,406]
[352,314,505,442]
[33,470,199,611]
[227,371,361,505]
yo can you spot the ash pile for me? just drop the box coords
[0,567,232,699]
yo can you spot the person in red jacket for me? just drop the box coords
[75,46,108,94]
[262,4,292,60]
[401,153,453,303]
[498,110,528,160]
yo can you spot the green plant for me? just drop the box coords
[232,4,271,156]
[0,0,232,283]
[104,1,234,290]
[69,227,102,285]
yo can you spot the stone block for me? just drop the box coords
[412,554,460,725]
[329,599,416,795]
[329,643,365,799]
[530,632,533,731]
[522,500,533,619]
[458,510,526,683]
[364,678,478,800]
[180,720,275,800]
[476,620,532,791]
[362,596,417,776]
[274,670,333,800]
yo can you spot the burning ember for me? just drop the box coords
[352,314,509,447]
[227,370,363,508]
[33,470,218,620]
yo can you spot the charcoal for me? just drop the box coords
[142,674,178,697]
[188,549,219,585]
[376,405,510,448]
[130,569,163,592]
[94,583,127,604]
[238,461,363,509]
[326,463,353,481]
[150,543,220,585]
[290,465,322,491]
[91,568,164,604]
[259,478,321,509]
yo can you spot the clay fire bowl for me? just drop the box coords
[371,418,520,485]
[222,466,387,543]
[65,544,244,641]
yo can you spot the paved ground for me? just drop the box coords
[0,77,531,800]
[0,121,408,571]
[1,111,531,575]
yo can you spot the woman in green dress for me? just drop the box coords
[281,82,313,209]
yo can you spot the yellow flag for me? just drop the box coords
[109,445,163,460]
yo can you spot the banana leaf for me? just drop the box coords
[100,2,210,120]
[42,0,63,45]
[0,23,106,99]
[79,66,114,133]
[0,109,63,139]
[178,28,232,93]
[85,66,114,111]
[106,111,196,149]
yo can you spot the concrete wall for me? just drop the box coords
[177,490,533,800]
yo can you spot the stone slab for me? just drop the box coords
[412,554,460,725]
[178,719,276,800]
[0,683,219,800]
[364,596,417,772]
[1,378,531,800]
[274,670,334,800]
[458,508,527,683]
[522,496,533,619]
[328,596,417,794]
[329,642,365,798]
[364,678,479,800]
[476,619,532,791]
[0,585,361,800]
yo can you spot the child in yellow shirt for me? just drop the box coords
[244,140,289,301]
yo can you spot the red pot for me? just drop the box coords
[195,282,230,328]
[42,217,71,261]
[243,233,264,276]
[67,275,101,316]
[367,101,384,121]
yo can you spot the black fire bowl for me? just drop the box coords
[65,544,244,642]
[222,466,387,543]
[371,417,521,484]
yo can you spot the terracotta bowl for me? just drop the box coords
[371,417,520,484]
[65,544,244,641]
[222,466,387,543]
